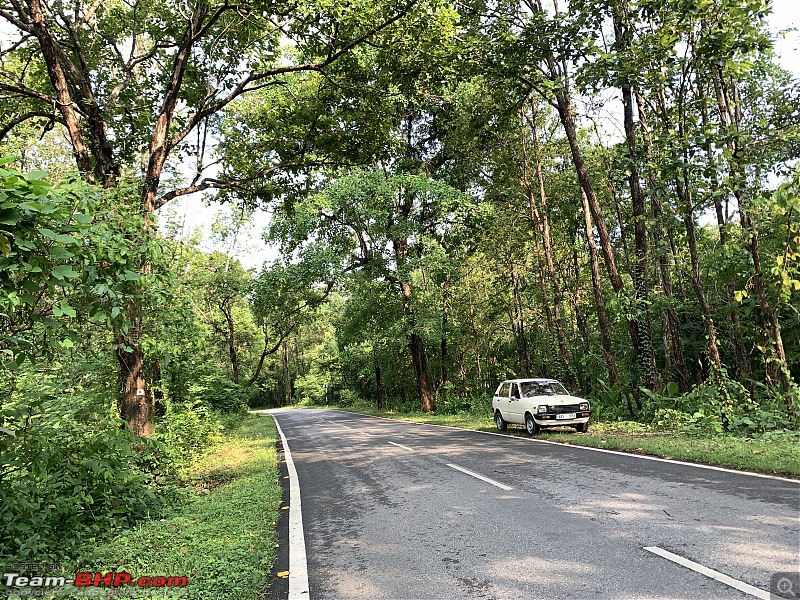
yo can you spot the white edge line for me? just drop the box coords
[316,410,799,484]
[644,546,769,599]
[446,463,514,491]
[270,414,310,600]
[387,441,415,452]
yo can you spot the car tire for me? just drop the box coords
[495,411,507,432]
[576,421,589,433]
[525,413,539,436]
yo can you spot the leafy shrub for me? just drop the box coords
[247,385,274,408]
[156,400,223,469]
[0,397,165,563]
[189,371,248,414]
[639,370,795,435]
[652,408,693,430]
[589,381,632,422]
[332,388,362,407]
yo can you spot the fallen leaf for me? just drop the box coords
[277,571,290,578]
[281,506,289,510]
[752,450,764,455]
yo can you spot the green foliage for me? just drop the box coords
[156,400,224,466]
[0,164,153,368]
[0,376,166,562]
[639,373,796,435]
[188,372,249,414]
[74,414,282,600]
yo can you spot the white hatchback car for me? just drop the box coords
[492,378,591,435]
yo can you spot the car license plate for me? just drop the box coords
[556,413,576,420]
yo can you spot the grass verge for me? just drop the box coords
[67,413,282,600]
[303,403,800,479]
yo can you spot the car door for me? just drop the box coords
[507,382,523,423]
[493,381,511,421]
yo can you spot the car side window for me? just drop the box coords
[510,383,519,398]
[497,382,511,397]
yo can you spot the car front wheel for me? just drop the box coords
[525,413,539,436]
[495,411,507,432]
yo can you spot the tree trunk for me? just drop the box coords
[712,68,792,395]
[25,0,95,181]
[409,332,435,412]
[554,89,624,292]
[581,188,621,393]
[440,277,449,392]
[509,270,532,377]
[282,340,292,406]
[699,97,752,387]
[115,309,153,436]
[676,171,722,372]
[612,3,658,391]
[394,225,435,411]
[636,92,690,392]
[376,364,384,410]
[221,298,240,384]
[525,104,574,386]
[554,85,643,408]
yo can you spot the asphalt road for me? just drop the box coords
[269,408,800,600]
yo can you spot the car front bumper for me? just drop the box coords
[534,411,590,425]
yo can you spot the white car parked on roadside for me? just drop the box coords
[492,378,591,435]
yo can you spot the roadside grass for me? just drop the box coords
[302,403,800,478]
[68,413,282,600]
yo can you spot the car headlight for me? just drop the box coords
[580,402,589,411]
[537,405,547,413]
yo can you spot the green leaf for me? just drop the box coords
[73,213,93,224]
[52,264,79,279]
[39,228,76,244]
[49,247,75,259]
[59,300,77,318]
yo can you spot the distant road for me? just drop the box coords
[269,408,800,600]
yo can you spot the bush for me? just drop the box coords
[189,371,248,414]
[156,399,223,469]
[0,397,165,563]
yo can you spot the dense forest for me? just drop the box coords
[1,0,798,563]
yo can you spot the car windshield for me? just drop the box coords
[519,381,569,397]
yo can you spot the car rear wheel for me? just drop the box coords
[525,413,539,436]
[575,421,589,433]
[495,411,507,432]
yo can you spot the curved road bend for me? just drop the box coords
[269,408,800,600]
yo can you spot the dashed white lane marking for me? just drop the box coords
[331,421,376,436]
[322,410,798,483]
[446,463,514,491]
[387,441,414,452]
[644,547,769,599]
[272,416,310,600]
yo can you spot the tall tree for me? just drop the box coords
[0,0,423,433]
